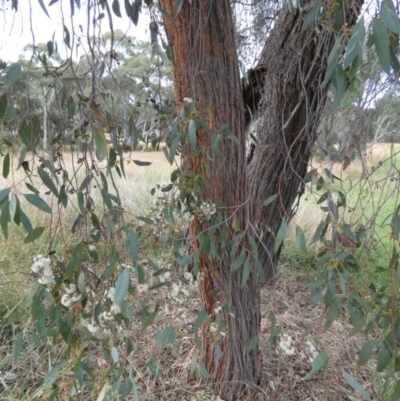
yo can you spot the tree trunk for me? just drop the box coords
[247,6,362,278]
[159,1,260,400]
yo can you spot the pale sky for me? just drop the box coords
[0,1,150,62]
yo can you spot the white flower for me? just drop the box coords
[210,323,218,333]
[87,323,99,334]
[31,262,41,273]
[171,283,181,298]
[106,287,115,302]
[61,294,72,307]
[110,304,121,315]
[138,284,149,293]
[88,245,96,252]
[43,265,53,277]
[279,334,295,356]
[64,283,77,294]
[163,272,171,280]
[214,305,222,314]
[184,272,193,282]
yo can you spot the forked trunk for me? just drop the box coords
[159,1,260,400]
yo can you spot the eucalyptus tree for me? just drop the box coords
[1,1,400,400]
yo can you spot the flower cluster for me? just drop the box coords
[191,201,217,221]
[31,255,54,285]
[163,270,197,319]
[278,333,295,356]
[61,283,82,308]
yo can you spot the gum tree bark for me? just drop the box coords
[247,5,363,278]
[158,1,260,400]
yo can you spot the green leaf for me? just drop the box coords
[302,4,321,30]
[343,17,365,69]
[241,257,251,287]
[295,226,307,255]
[0,201,10,237]
[389,382,400,401]
[38,168,58,196]
[3,153,10,179]
[147,355,161,377]
[0,187,10,204]
[305,352,329,379]
[24,227,45,243]
[94,129,107,161]
[23,194,52,214]
[376,346,391,372]
[0,93,8,119]
[132,160,151,166]
[37,0,51,17]
[47,40,54,57]
[63,25,71,48]
[188,119,197,150]
[358,339,377,365]
[246,335,259,353]
[114,268,130,306]
[264,194,278,206]
[199,361,212,379]
[274,218,288,253]
[232,216,240,231]
[340,88,360,108]
[128,230,138,262]
[372,18,391,73]
[193,309,207,333]
[112,0,122,17]
[382,0,400,34]
[324,298,339,330]
[321,36,344,88]
[310,289,325,304]
[14,334,23,361]
[5,63,22,86]
[343,372,371,401]
[174,0,184,14]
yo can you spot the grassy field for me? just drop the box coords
[1,145,398,400]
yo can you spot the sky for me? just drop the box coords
[0,1,150,63]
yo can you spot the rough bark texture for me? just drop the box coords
[247,5,363,278]
[159,1,260,400]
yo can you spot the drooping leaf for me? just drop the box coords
[358,339,377,366]
[174,0,184,14]
[94,129,107,161]
[193,309,207,333]
[274,218,288,253]
[5,63,22,86]
[112,0,122,17]
[24,227,45,243]
[372,18,391,73]
[114,268,130,306]
[0,93,8,119]
[3,153,10,179]
[382,0,400,34]
[343,372,371,400]
[343,17,365,69]
[188,119,197,150]
[37,0,51,17]
[305,352,329,379]
[37,168,58,196]
[24,194,52,214]
[264,194,278,206]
